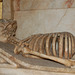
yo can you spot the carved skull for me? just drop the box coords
[0,19,17,43]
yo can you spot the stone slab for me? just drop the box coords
[2,0,75,20]
[14,8,75,39]
[0,68,75,75]
[0,42,75,74]
[13,0,75,11]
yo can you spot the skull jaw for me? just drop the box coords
[0,36,7,43]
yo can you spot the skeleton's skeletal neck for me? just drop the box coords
[7,36,20,45]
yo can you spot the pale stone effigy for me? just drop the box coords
[0,19,75,69]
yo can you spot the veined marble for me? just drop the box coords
[14,8,75,39]
[14,0,75,11]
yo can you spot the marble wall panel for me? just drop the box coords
[13,0,75,11]
[14,8,75,39]
[2,0,11,19]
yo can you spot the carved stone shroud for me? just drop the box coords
[1,0,75,73]
[0,42,75,73]
[0,19,75,73]
[14,32,75,67]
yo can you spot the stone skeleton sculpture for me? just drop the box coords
[0,19,19,44]
[0,19,75,68]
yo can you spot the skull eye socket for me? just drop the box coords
[13,34,15,36]
[0,19,17,37]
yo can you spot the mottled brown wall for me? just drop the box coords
[0,2,2,19]
[2,0,13,19]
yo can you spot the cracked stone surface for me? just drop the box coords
[14,8,75,39]
[0,42,69,68]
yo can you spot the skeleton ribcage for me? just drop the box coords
[24,32,75,59]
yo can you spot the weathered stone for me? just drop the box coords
[13,0,75,11]
[0,68,75,75]
[14,8,75,39]
[13,0,20,11]
[0,2,2,19]
[2,0,14,19]
[3,0,75,19]
[2,0,75,40]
